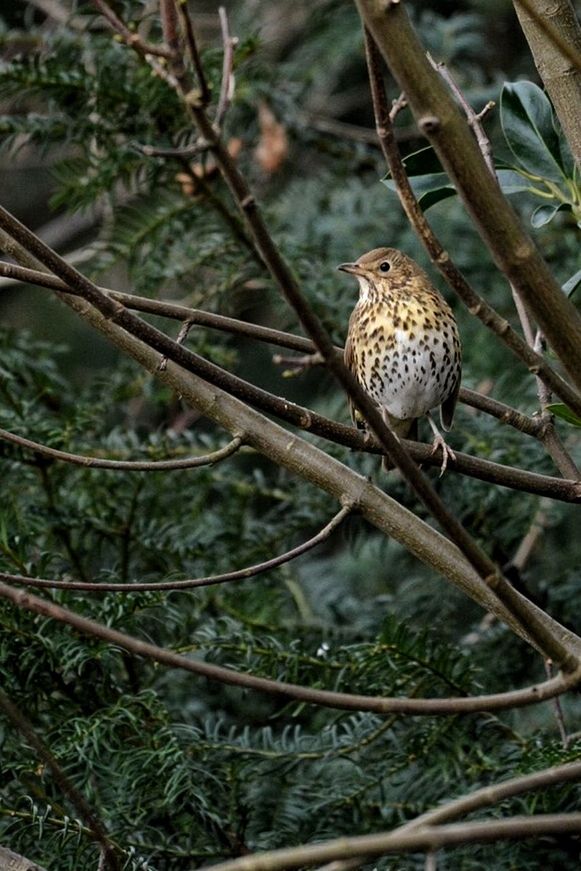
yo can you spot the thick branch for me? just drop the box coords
[514,0,581,165]
[356,0,581,391]
[198,815,581,871]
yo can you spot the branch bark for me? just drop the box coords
[514,0,581,166]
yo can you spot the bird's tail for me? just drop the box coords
[382,416,418,471]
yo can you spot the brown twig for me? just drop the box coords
[0,688,120,870]
[199,814,581,871]
[0,579,579,714]
[362,31,581,421]
[427,54,495,174]
[0,428,243,471]
[545,659,570,748]
[158,317,194,371]
[174,0,211,106]
[0,506,350,592]
[134,140,210,158]
[215,6,237,130]
[90,0,173,59]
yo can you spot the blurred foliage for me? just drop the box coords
[0,1,580,869]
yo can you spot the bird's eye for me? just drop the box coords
[379,261,391,273]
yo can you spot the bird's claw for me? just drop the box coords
[430,435,456,476]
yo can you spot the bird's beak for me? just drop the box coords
[337,262,363,275]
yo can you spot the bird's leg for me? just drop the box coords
[426,411,456,476]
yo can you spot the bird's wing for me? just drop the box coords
[440,373,461,431]
[344,323,365,429]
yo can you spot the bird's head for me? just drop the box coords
[338,247,421,300]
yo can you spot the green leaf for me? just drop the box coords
[530,202,570,227]
[382,171,456,209]
[500,81,565,182]
[562,269,581,298]
[496,169,532,194]
[546,403,581,427]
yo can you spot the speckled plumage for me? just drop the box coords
[340,247,461,469]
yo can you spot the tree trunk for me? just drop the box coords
[514,0,581,166]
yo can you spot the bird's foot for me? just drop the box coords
[430,434,456,476]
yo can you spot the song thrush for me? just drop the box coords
[339,247,462,472]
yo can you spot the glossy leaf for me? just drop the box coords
[531,202,570,227]
[562,269,581,298]
[545,403,581,427]
[500,81,565,182]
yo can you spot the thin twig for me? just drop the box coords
[175,0,211,106]
[215,6,237,130]
[399,760,581,832]
[427,54,495,174]
[0,506,350,592]
[0,579,580,714]
[0,689,120,871]
[90,0,173,59]
[133,140,210,158]
[545,659,570,748]
[0,428,243,471]
[159,317,194,371]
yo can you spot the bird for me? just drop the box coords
[339,247,461,473]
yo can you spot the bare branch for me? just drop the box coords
[215,6,237,130]
[427,53,495,174]
[0,506,351,592]
[90,0,173,59]
[0,579,579,714]
[174,0,211,106]
[0,428,243,471]
[400,760,581,831]
[191,814,581,870]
